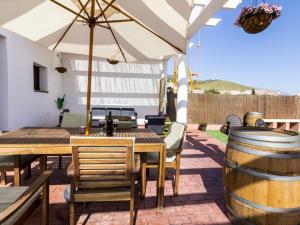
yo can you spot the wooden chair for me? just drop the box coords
[220,114,242,135]
[255,118,267,127]
[0,132,40,186]
[141,122,186,197]
[53,113,86,169]
[0,171,52,225]
[69,137,136,225]
[0,155,40,186]
[145,116,166,135]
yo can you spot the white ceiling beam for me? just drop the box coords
[187,0,230,38]
[205,18,222,26]
[223,0,242,9]
[193,0,242,10]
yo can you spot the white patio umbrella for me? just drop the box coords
[0,0,226,134]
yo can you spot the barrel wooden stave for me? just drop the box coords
[224,127,300,225]
[224,166,300,208]
[226,144,300,175]
[225,193,300,225]
[245,112,263,126]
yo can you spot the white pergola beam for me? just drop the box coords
[193,0,242,9]
[205,18,222,26]
[223,0,243,9]
[187,0,231,38]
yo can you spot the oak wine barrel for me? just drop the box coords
[224,127,300,225]
[245,112,263,126]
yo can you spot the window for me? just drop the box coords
[33,63,48,93]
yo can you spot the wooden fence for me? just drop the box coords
[167,94,300,124]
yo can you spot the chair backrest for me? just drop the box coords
[107,108,121,116]
[164,122,186,151]
[61,113,85,128]
[255,118,267,127]
[147,117,165,125]
[147,117,166,135]
[70,137,135,189]
[226,115,242,128]
[91,108,106,119]
[120,108,135,117]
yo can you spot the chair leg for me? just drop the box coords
[141,154,147,199]
[0,170,7,185]
[58,156,62,169]
[24,164,32,180]
[40,155,47,174]
[174,153,181,196]
[42,178,49,225]
[70,181,75,225]
[14,156,21,186]
[70,200,75,225]
[130,176,135,225]
[27,164,32,178]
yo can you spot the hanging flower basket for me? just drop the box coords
[235,3,282,34]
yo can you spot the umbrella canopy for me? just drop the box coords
[0,0,194,62]
[0,0,234,134]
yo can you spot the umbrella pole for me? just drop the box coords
[85,1,96,136]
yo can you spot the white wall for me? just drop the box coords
[61,53,162,124]
[0,28,63,131]
[0,35,8,131]
[0,28,165,130]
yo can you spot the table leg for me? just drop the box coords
[157,145,166,210]
[0,170,7,185]
[40,155,47,174]
[14,155,21,186]
[40,155,49,225]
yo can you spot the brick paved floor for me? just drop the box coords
[2,129,230,225]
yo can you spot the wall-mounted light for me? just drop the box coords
[55,53,67,73]
[55,66,67,73]
[107,58,119,65]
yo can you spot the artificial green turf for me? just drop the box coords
[207,130,228,144]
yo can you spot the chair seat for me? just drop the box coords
[63,185,131,202]
[0,187,28,211]
[0,187,42,225]
[0,155,39,168]
[147,151,176,163]
[75,187,131,202]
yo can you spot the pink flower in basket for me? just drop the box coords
[235,3,282,27]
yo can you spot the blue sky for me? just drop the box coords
[167,0,300,94]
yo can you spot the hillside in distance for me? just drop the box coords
[192,79,254,91]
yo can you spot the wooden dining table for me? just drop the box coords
[0,127,166,209]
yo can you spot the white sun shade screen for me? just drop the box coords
[64,56,162,107]
[0,0,237,62]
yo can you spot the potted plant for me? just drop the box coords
[55,94,65,110]
[198,122,207,132]
[235,2,282,34]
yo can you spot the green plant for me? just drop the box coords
[252,88,256,95]
[199,122,207,126]
[198,122,207,131]
[55,94,65,109]
[205,89,220,94]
